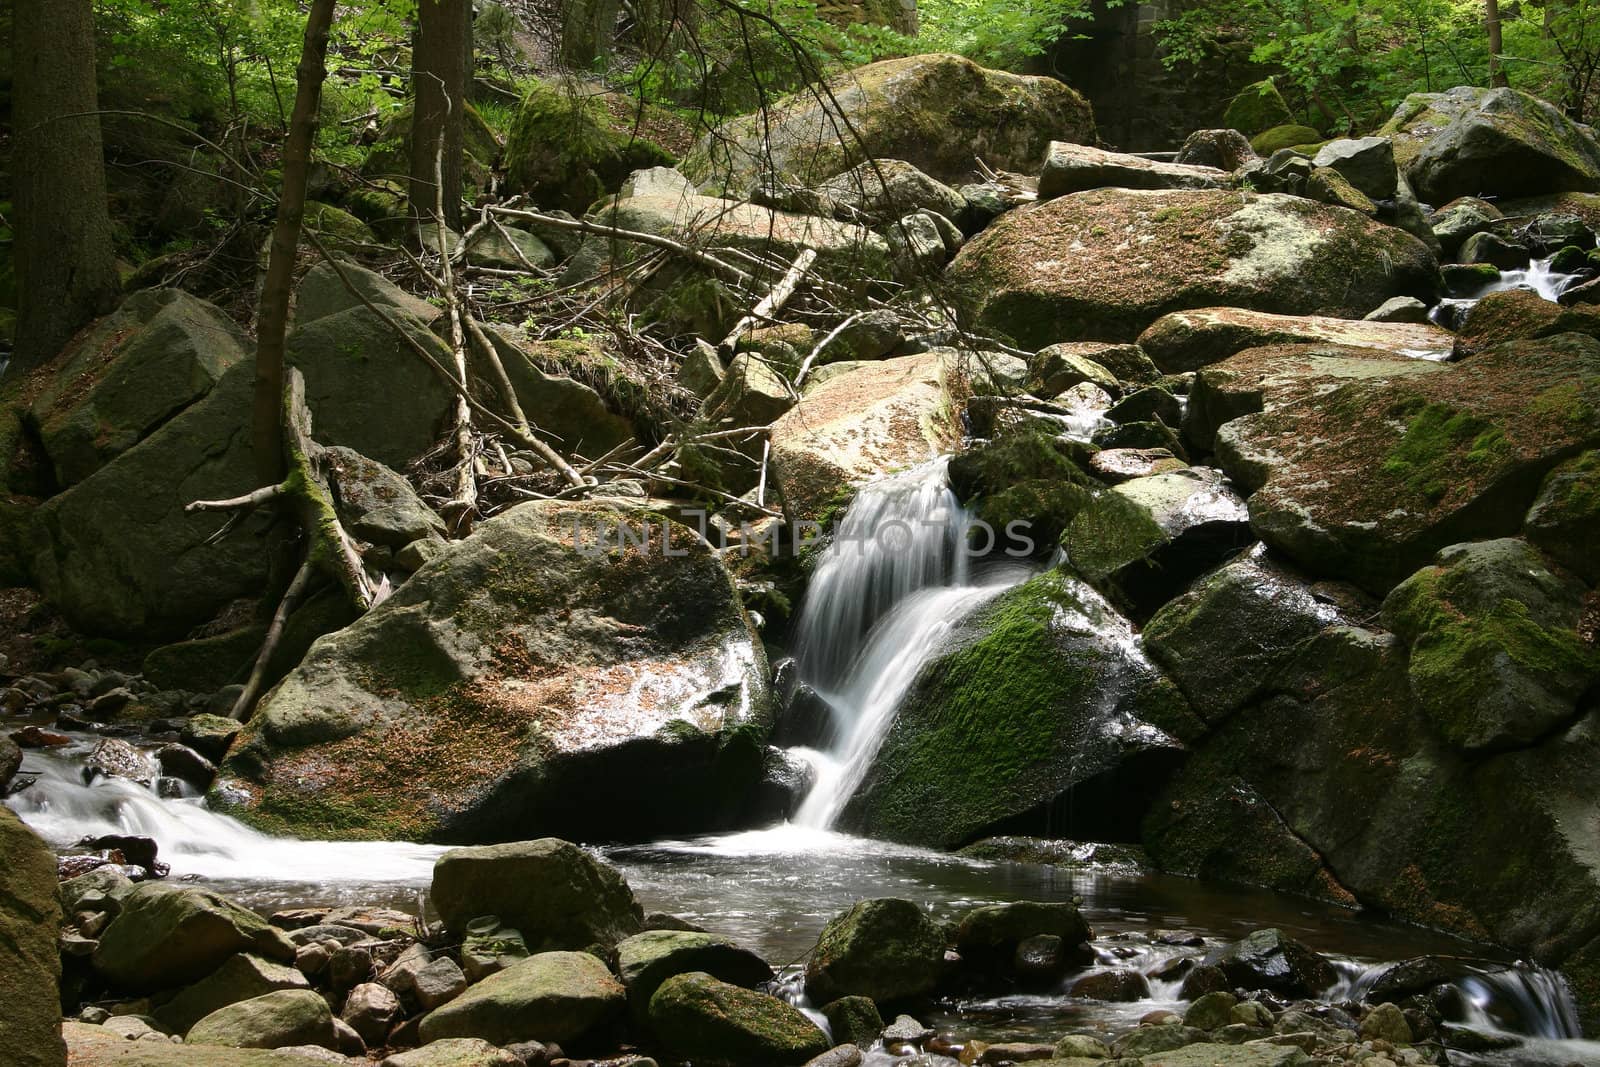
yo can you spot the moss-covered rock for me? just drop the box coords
[1027,345,1121,398]
[946,189,1439,347]
[955,901,1091,964]
[1138,306,1453,375]
[92,883,296,993]
[840,570,1198,848]
[154,954,309,1036]
[1223,80,1294,137]
[804,898,945,1005]
[503,81,673,213]
[1213,334,1600,593]
[1249,126,1324,156]
[1525,450,1600,582]
[430,838,642,947]
[1432,196,1504,254]
[216,499,770,842]
[1063,468,1252,620]
[1381,538,1598,751]
[0,809,65,1067]
[417,951,624,1047]
[1452,289,1600,357]
[616,930,773,1024]
[684,54,1093,194]
[481,328,641,461]
[1378,86,1600,205]
[947,429,1099,555]
[186,989,336,1052]
[649,971,829,1065]
[303,201,375,249]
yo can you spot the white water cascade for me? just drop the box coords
[1434,254,1590,326]
[786,460,1031,830]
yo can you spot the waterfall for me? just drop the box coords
[1433,254,1589,327]
[786,459,1030,830]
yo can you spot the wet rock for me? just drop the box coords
[1460,231,1529,269]
[431,839,641,948]
[1071,969,1152,1001]
[846,570,1198,847]
[805,898,946,1005]
[956,902,1092,970]
[1138,306,1453,374]
[1184,991,1240,1030]
[0,736,20,792]
[1203,929,1338,997]
[821,996,883,1048]
[880,1014,934,1043]
[1039,142,1229,199]
[1064,467,1252,620]
[1177,129,1259,172]
[341,982,401,1046]
[418,951,624,1046]
[976,1042,1056,1063]
[12,725,71,748]
[1365,296,1431,324]
[1107,386,1181,428]
[1013,934,1068,982]
[156,743,215,787]
[615,929,772,1023]
[93,883,296,993]
[805,1045,864,1067]
[179,714,242,763]
[947,189,1438,348]
[1089,448,1187,484]
[155,953,310,1036]
[1524,450,1600,582]
[1379,86,1600,204]
[0,808,66,1067]
[186,989,338,1051]
[1028,346,1121,399]
[1381,538,1598,750]
[218,500,771,843]
[1359,1002,1413,1044]
[649,971,830,1066]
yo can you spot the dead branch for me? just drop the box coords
[428,121,478,532]
[487,204,754,285]
[794,310,866,389]
[227,554,315,721]
[718,247,817,359]
[186,484,285,513]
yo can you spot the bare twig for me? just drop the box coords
[718,247,817,359]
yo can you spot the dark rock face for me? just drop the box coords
[0,809,66,1067]
[216,499,771,843]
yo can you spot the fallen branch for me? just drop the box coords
[487,205,754,285]
[794,310,865,389]
[718,247,817,359]
[429,121,478,532]
[227,555,315,721]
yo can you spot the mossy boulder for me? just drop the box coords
[1144,622,1600,1029]
[818,158,967,225]
[1432,196,1504,254]
[1027,345,1121,398]
[417,951,625,1047]
[303,201,375,249]
[26,359,279,638]
[1381,538,1598,751]
[1223,80,1293,137]
[1212,333,1600,593]
[804,898,945,1005]
[946,189,1439,347]
[840,570,1198,848]
[93,883,296,993]
[26,289,248,488]
[955,901,1092,964]
[186,989,336,1051]
[1525,450,1600,582]
[1144,549,1348,724]
[0,809,65,1067]
[503,81,672,213]
[684,53,1094,194]
[770,352,960,522]
[481,328,640,462]
[1377,86,1600,205]
[361,99,503,191]
[216,499,771,842]
[430,838,642,948]
[155,954,309,1036]
[947,429,1099,555]
[616,930,773,1024]
[1453,288,1600,357]
[1138,306,1453,374]
[648,972,829,1065]
[1062,467,1252,621]
[1249,126,1324,156]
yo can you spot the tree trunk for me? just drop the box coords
[11,0,120,375]
[1486,0,1510,87]
[409,0,470,231]
[561,0,620,70]
[253,0,336,486]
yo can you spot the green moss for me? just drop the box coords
[1064,491,1165,582]
[1223,80,1294,136]
[503,80,673,214]
[1250,125,1324,155]
[1380,401,1512,503]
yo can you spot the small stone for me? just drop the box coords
[88,688,135,717]
[881,1014,934,1043]
[977,1042,1055,1063]
[1364,296,1431,324]
[1232,1001,1274,1028]
[804,1047,864,1067]
[329,945,373,990]
[80,1006,112,1025]
[11,725,71,748]
[342,981,401,1045]
[296,943,331,977]
[1071,969,1151,1001]
[156,743,216,787]
[411,956,468,1011]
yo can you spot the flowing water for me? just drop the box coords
[1433,255,1590,327]
[7,459,1599,1063]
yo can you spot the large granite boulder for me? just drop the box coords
[1212,333,1600,592]
[0,809,65,1067]
[841,571,1198,849]
[1038,142,1230,200]
[946,189,1439,347]
[186,989,338,1051]
[93,883,297,993]
[769,352,960,522]
[430,838,643,947]
[417,951,625,1047]
[26,358,276,637]
[27,289,248,488]
[616,930,773,1023]
[217,499,771,842]
[804,898,946,1005]
[1381,538,1598,751]
[683,53,1094,193]
[1138,306,1453,373]
[1378,86,1600,205]
[648,972,830,1065]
